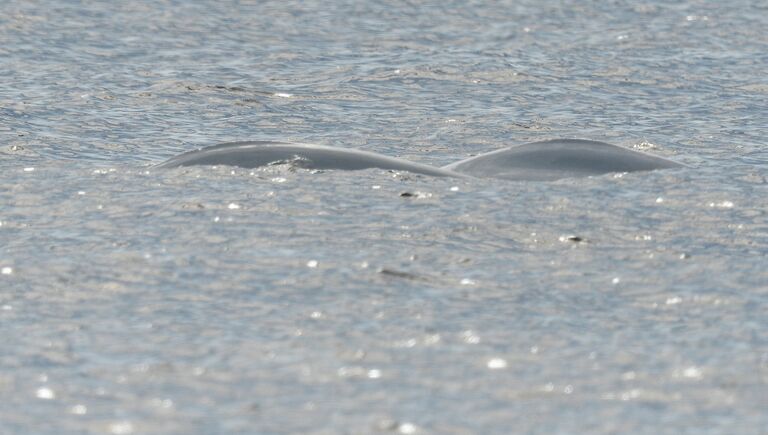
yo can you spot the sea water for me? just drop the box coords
[1,1,766,433]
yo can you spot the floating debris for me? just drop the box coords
[559,235,585,243]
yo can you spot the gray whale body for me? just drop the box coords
[444,139,684,181]
[156,139,683,181]
[155,141,461,178]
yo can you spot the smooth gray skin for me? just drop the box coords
[443,139,684,181]
[155,141,463,178]
[156,139,683,181]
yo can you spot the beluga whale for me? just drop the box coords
[442,139,683,181]
[155,141,461,178]
[156,139,683,181]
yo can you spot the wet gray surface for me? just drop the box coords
[1,1,767,434]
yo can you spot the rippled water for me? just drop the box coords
[1,1,767,434]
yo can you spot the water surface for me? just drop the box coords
[1,1,767,434]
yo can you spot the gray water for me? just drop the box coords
[1,1,767,434]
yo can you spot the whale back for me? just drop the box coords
[155,141,462,178]
[443,139,683,181]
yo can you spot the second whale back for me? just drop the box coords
[443,139,683,181]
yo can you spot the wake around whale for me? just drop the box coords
[156,139,684,181]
